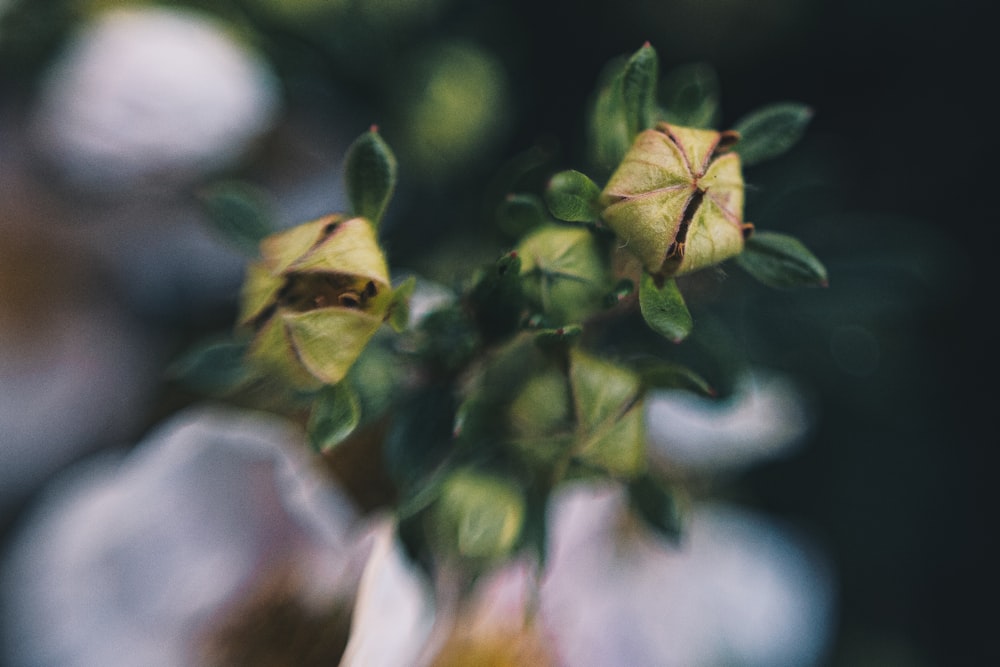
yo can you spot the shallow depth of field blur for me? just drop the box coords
[0,0,992,665]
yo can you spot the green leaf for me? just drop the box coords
[637,359,715,396]
[628,473,683,544]
[544,170,601,223]
[639,273,693,343]
[383,386,456,492]
[344,126,398,227]
[532,324,583,351]
[197,181,275,255]
[496,193,549,237]
[388,275,418,332]
[434,469,525,562]
[468,252,527,344]
[308,382,362,453]
[587,57,632,173]
[659,62,720,129]
[167,337,253,396]
[731,102,813,166]
[621,42,659,138]
[736,231,829,288]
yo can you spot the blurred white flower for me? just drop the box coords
[646,370,812,473]
[540,483,835,667]
[30,6,281,192]
[0,405,368,667]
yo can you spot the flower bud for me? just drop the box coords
[434,469,525,563]
[599,122,753,276]
[238,214,392,387]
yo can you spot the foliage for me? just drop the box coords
[180,43,825,587]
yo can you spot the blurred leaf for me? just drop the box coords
[167,337,252,396]
[736,231,829,288]
[433,470,526,564]
[344,126,398,227]
[545,170,602,223]
[621,42,659,138]
[628,473,683,543]
[637,359,715,396]
[388,275,418,332]
[497,193,549,237]
[308,382,362,452]
[587,56,632,173]
[383,386,456,492]
[639,273,693,343]
[731,103,813,166]
[659,62,721,129]
[468,252,527,343]
[198,181,275,255]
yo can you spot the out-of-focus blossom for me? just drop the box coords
[0,406,371,667]
[29,6,281,192]
[0,224,159,513]
[646,370,812,473]
[540,482,835,667]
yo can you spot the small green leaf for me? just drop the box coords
[731,102,813,166]
[388,275,418,332]
[587,57,631,173]
[344,126,398,227]
[639,273,693,343]
[637,359,715,396]
[736,231,829,288]
[533,324,583,350]
[628,473,684,544]
[544,170,601,223]
[659,62,720,129]
[167,337,252,396]
[308,382,362,452]
[434,469,525,562]
[621,42,659,138]
[468,252,527,344]
[497,193,549,237]
[198,181,275,255]
[383,386,456,492]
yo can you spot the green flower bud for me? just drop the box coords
[599,122,753,276]
[238,214,392,388]
[434,469,525,562]
[515,224,609,326]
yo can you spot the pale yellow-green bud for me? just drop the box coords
[238,214,392,388]
[434,470,525,563]
[599,122,753,276]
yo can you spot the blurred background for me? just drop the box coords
[0,0,993,664]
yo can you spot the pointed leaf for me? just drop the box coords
[731,103,813,166]
[344,126,398,227]
[198,181,275,255]
[167,337,252,396]
[736,231,828,288]
[497,193,549,237]
[308,381,362,452]
[639,273,693,342]
[544,170,601,223]
[659,62,721,129]
[637,359,715,396]
[628,473,684,543]
[587,57,631,172]
[388,275,418,332]
[621,42,659,138]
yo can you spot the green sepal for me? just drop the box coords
[166,336,253,396]
[628,473,684,544]
[659,62,721,129]
[731,102,813,167]
[197,180,275,256]
[637,359,716,397]
[544,170,602,223]
[569,349,646,478]
[307,381,362,453]
[388,275,417,332]
[621,42,659,140]
[432,469,526,563]
[344,126,398,227]
[639,273,693,343]
[736,231,829,288]
[532,324,583,351]
[497,193,549,237]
